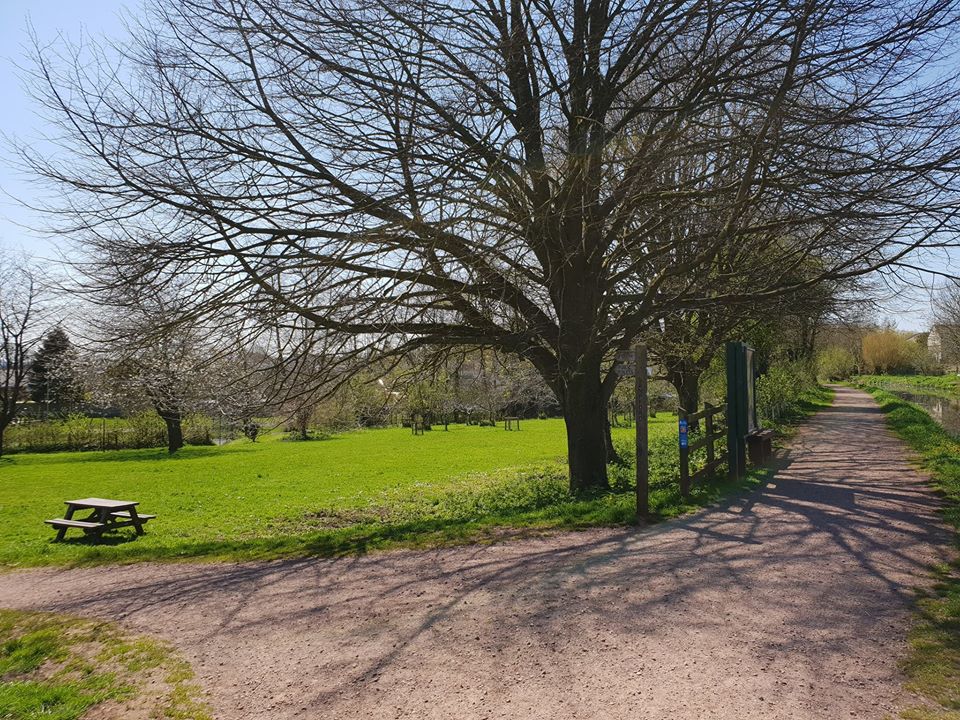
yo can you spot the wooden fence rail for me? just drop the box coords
[679,402,728,497]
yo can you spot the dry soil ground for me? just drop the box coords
[0,386,953,719]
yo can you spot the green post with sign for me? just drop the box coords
[725,342,757,480]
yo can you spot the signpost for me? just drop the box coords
[725,341,757,480]
[678,416,690,495]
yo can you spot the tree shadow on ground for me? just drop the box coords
[7,387,954,716]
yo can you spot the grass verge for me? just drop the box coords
[858,387,960,720]
[856,375,960,393]
[0,608,211,720]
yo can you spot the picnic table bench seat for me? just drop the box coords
[44,518,106,530]
[109,511,157,521]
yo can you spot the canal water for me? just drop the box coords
[886,388,960,438]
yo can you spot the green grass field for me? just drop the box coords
[1,417,702,568]
[1,386,833,570]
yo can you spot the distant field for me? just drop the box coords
[3,417,734,568]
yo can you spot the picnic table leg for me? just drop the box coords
[128,507,146,536]
[56,506,76,542]
[89,507,110,538]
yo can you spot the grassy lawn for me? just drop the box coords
[0,418,650,567]
[859,387,960,720]
[0,386,832,569]
[0,609,210,720]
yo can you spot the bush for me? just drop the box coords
[125,412,167,447]
[862,329,930,374]
[183,414,214,445]
[756,360,818,423]
[816,346,857,381]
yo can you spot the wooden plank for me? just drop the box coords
[690,457,728,484]
[45,519,105,529]
[100,520,142,531]
[688,428,725,452]
[688,436,711,452]
[65,498,138,509]
[687,404,725,423]
[110,512,156,520]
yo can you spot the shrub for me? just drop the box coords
[183,414,214,445]
[816,346,857,381]
[862,329,929,374]
[120,412,167,448]
[756,360,818,423]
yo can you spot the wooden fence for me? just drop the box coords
[679,403,728,496]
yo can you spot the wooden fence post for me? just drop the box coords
[634,344,649,519]
[679,410,691,498]
[704,402,715,467]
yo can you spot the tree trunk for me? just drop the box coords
[603,415,621,464]
[670,366,701,431]
[162,413,184,454]
[600,368,623,464]
[562,371,609,494]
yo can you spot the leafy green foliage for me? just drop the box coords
[6,413,214,454]
[862,329,933,375]
[816,346,857,381]
[755,360,820,424]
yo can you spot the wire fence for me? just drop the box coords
[5,414,218,453]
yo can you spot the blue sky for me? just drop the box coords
[0,0,945,331]
[0,0,131,257]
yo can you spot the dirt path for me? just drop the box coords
[1,386,953,719]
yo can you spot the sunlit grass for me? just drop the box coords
[0,396,827,568]
[0,419,659,566]
[0,609,210,720]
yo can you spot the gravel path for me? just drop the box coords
[0,386,953,719]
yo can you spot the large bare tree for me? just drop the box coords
[23,0,960,490]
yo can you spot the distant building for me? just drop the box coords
[928,324,960,366]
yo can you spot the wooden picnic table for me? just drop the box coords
[45,498,156,541]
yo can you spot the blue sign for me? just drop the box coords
[679,419,688,449]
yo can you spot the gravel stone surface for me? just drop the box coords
[0,386,953,719]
